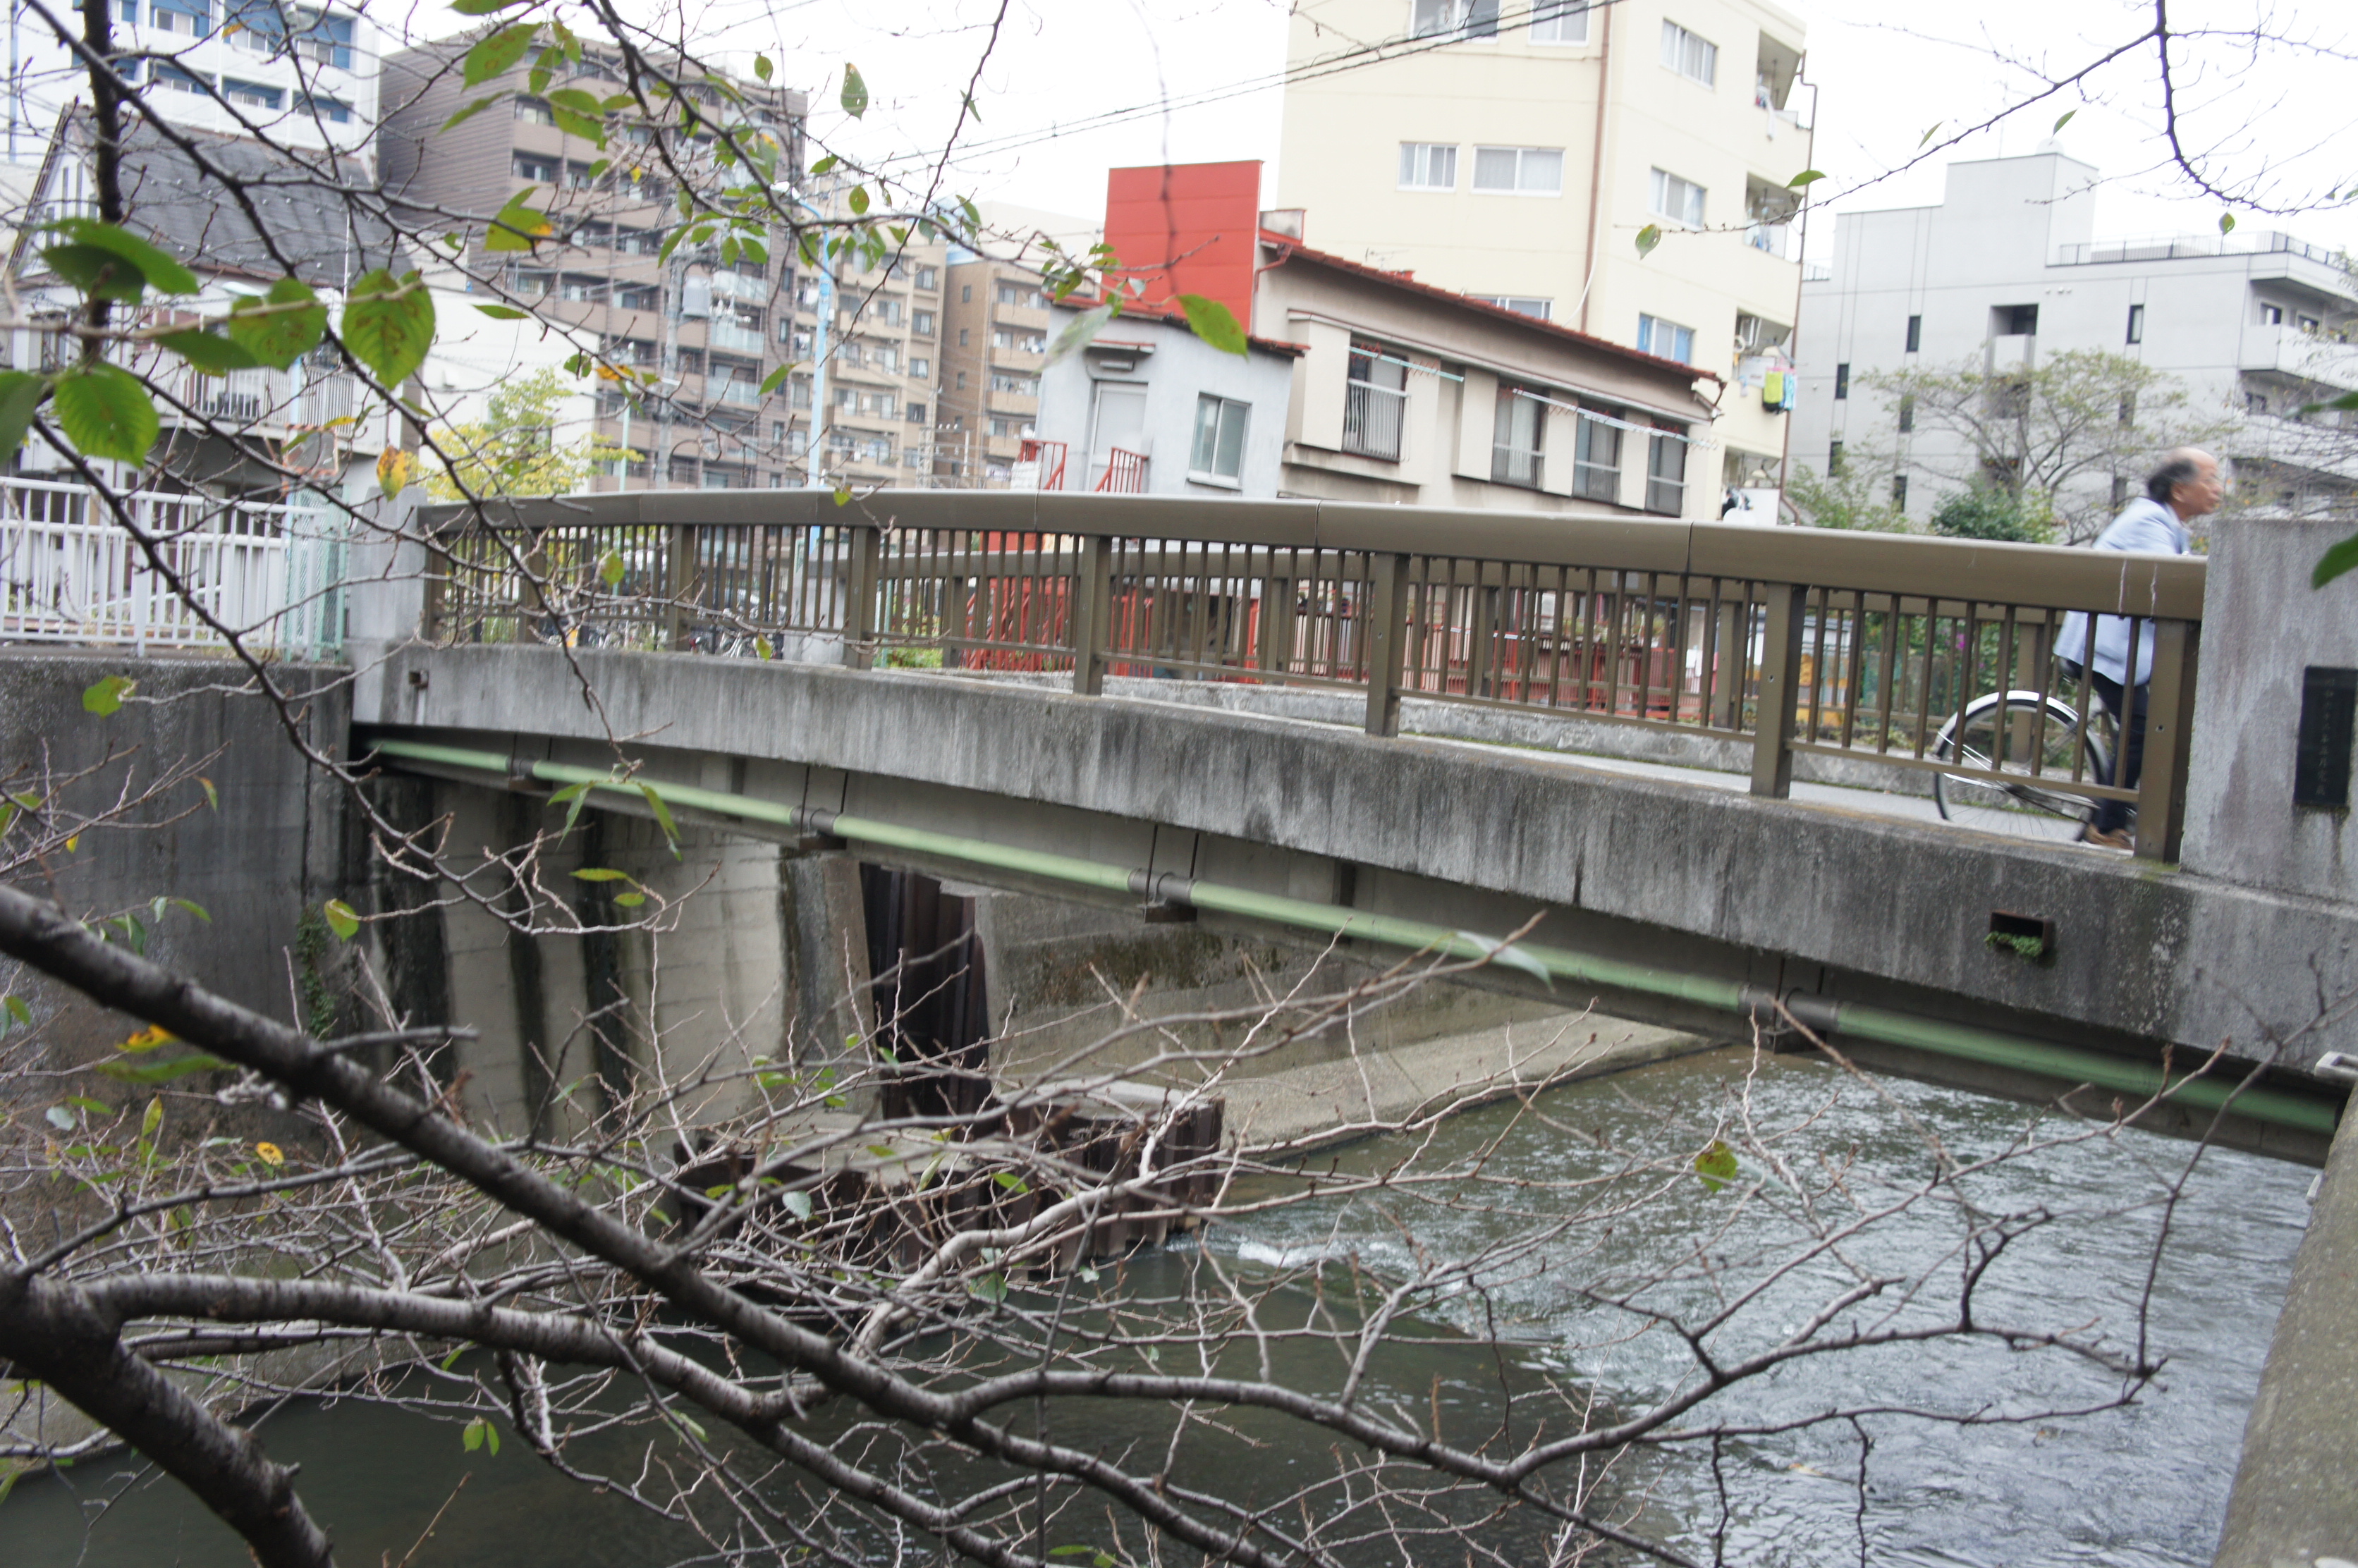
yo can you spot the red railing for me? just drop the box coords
[1094,448,1147,494]
[1018,438,1068,491]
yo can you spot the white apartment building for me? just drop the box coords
[106,1,379,161]
[1276,0,1809,508]
[1792,148,2358,529]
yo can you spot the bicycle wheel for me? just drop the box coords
[1931,691,2115,842]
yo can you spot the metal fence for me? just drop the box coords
[420,492,2206,860]
[0,476,344,657]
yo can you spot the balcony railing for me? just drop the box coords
[707,319,766,356]
[1343,380,1407,460]
[2053,231,2342,267]
[418,492,2209,861]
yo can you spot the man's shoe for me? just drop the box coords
[2080,826,2133,850]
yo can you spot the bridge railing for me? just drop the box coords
[419,492,2206,860]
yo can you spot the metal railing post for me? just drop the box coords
[1749,582,1806,797]
[664,522,693,651]
[1072,533,1111,696]
[420,530,447,641]
[2134,619,2199,862]
[842,523,880,670]
[1364,552,1410,737]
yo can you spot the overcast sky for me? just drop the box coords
[644,0,2358,260]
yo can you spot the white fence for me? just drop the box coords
[0,477,345,658]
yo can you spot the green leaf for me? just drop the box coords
[442,93,505,131]
[847,185,870,217]
[1635,223,1663,258]
[550,106,604,141]
[197,776,217,811]
[2299,389,2358,417]
[669,1410,707,1444]
[638,783,681,852]
[2314,532,2358,589]
[463,23,539,87]
[462,1416,485,1452]
[155,329,262,375]
[484,187,554,253]
[141,1096,164,1139]
[47,217,197,294]
[992,1172,1031,1196]
[0,370,47,458]
[4,996,30,1029]
[2218,212,2237,235]
[840,63,868,118]
[42,243,149,302]
[758,361,798,396]
[546,87,601,116]
[782,1189,813,1220]
[1044,301,1116,363]
[82,674,135,715]
[573,867,630,881]
[2051,110,2076,133]
[1917,123,1943,147]
[54,363,158,463]
[322,899,360,941]
[969,1270,1008,1304]
[169,898,211,923]
[473,304,532,320]
[1785,169,1826,189]
[1693,1139,1739,1194]
[1175,293,1248,356]
[96,1053,231,1084]
[809,153,839,176]
[754,53,774,82]
[343,269,437,387]
[612,890,645,907]
[598,547,625,586]
[227,277,327,370]
[451,0,528,13]
[439,1346,467,1370]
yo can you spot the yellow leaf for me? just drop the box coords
[255,1141,285,1167]
[377,446,415,500]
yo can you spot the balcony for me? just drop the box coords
[708,319,766,357]
[2239,325,2358,390]
[713,380,762,409]
[711,271,770,303]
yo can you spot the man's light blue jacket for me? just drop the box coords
[2054,498,2191,686]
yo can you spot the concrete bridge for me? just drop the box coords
[343,491,2358,1165]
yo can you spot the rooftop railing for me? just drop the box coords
[2052,231,2344,268]
[418,492,2207,861]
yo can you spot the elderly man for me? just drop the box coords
[2057,448,2222,849]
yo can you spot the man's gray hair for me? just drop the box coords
[2145,449,2209,504]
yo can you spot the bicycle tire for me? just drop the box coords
[1931,691,2115,840]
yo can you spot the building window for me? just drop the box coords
[2260,302,2283,326]
[1637,314,1695,364]
[911,356,929,379]
[154,62,209,93]
[1905,314,1922,352]
[149,0,211,37]
[514,97,556,125]
[1471,295,1551,319]
[1649,168,1706,227]
[1833,362,1850,400]
[1896,394,1914,432]
[1573,410,1620,501]
[1891,474,1908,510]
[1399,142,1458,190]
[1411,0,1498,40]
[916,265,939,290]
[1660,20,1718,86]
[1828,441,1845,475]
[1491,386,1544,488]
[961,284,972,303]
[1646,429,1688,514]
[2247,391,2268,415]
[301,94,353,124]
[513,153,558,183]
[989,372,1039,396]
[2298,313,2321,333]
[913,310,936,335]
[1472,145,1563,195]
[1529,0,1589,43]
[995,281,1047,308]
[2125,303,2145,344]
[2118,393,2136,424]
[223,77,282,110]
[907,401,927,424]
[1995,303,2039,336]
[991,327,1048,354]
[1345,341,1409,461]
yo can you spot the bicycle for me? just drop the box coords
[1929,687,2120,843]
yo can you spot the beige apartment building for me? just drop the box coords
[1276,0,1809,508]
[936,259,1051,485]
[382,42,807,489]
[786,228,949,489]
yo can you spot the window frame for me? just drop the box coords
[1490,384,1545,489]
[1471,145,1565,196]
[2125,302,2145,344]
[1398,142,1458,191]
[1529,0,1589,44]
[1659,20,1718,87]
[1190,393,1252,486]
[1636,313,1696,365]
[1644,428,1689,515]
[1648,167,1706,228]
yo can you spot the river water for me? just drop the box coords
[8,1048,2314,1567]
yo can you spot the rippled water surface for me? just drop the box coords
[8,1048,2314,1566]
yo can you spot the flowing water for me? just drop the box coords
[7,1048,2314,1567]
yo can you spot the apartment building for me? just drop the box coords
[1792,149,2358,527]
[1276,0,1809,504]
[382,40,807,489]
[936,259,1051,485]
[788,234,948,489]
[92,0,379,161]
